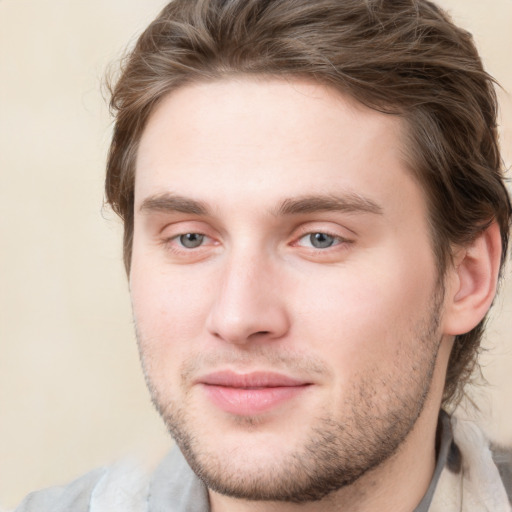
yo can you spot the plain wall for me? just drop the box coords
[0,0,511,508]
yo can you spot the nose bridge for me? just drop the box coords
[206,242,289,344]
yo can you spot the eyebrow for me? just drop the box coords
[274,194,383,216]
[138,192,383,217]
[139,194,209,215]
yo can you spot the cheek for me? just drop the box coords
[130,263,213,379]
[290,247,437,372]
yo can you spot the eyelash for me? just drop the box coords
[294,231,350,250]
[162,229,351,256]
[163,232,214,252]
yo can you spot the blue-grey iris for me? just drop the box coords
[180,233,204,248]
[310,233,335,248]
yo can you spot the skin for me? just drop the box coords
[129,78,491,511]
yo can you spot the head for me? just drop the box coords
[106,0,511,406]
[105,0,511,504]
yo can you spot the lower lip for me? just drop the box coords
[202,384,310,415]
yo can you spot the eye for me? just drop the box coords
[297,232,339,249]
[177,233,205,248]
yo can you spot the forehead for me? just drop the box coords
[135,78,421,217]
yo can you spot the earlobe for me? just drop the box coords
[443,222,502,336]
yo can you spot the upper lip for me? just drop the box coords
[197,371,310,388]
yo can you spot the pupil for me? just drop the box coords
[310,233,334,248]
[180,233,204,248]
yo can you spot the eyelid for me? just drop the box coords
[287,223,356,263]
[164,231,216,247]
[291,223,354,243]
[295,232,344,248]
[158,220,221,257]
[171,232,207,247]
[159,218,217,238]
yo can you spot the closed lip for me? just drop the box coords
[197,371,311,388]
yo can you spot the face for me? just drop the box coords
[131,79,446,503]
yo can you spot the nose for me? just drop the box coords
[205,250,290,345]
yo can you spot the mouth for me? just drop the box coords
[197,371,312,415]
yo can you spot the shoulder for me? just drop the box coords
[9,449,205,512]
[12,467,106,512]
[12,461,150,512]
[492,444,512,504]
[430,415,511,512]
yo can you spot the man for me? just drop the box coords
[13,0,511,510]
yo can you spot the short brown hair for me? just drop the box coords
[105,0,511,405]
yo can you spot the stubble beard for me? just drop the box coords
[136,286,444,504]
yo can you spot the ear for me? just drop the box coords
[442,222,502,336]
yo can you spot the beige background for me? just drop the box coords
[0,0,511,508]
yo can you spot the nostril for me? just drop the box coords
[206,299,290,344]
